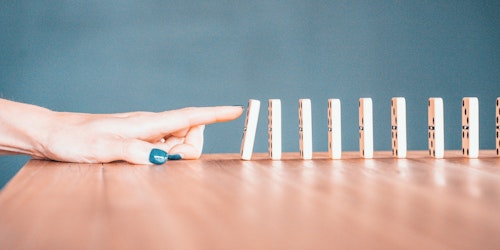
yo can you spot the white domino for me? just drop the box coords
[359,98,373,158]
[391,97,407,158]
[240,99,260,160]
[462,97,479,158]
[497,97,500,156]
[327,99,342,159]
[428,98,444,158]
[299,99,313,160]
[268,99,282,160]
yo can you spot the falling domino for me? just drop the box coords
[268,99,282,160]
[462,97,479,158]
[428,98,444,158]
[497,97,500,156]
[328,99,342,159]
[240,99,260,160]
[299,99,313,160]
[359,98,373,158]
[391,97,407,158]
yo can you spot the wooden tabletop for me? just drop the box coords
[0,151,499,249]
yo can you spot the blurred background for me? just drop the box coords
[1,1,499,188]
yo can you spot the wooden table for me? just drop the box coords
[0,151,499,249]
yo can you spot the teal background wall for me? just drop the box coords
[1,1,499,188]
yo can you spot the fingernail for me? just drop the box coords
[232,105,245,109]
[167,154,182,160]
[149,148,168,165]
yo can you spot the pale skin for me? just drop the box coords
[0,98,244,164]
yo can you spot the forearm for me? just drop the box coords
[0,99,54,157]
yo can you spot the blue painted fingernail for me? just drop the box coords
[168,154,182,160]
[149,148,168,165]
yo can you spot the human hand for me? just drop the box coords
[37,106,244,164]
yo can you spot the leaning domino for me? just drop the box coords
[497,97,500,156]
[240,99,260,160]
[268,99,282,160]
[359,98,373,158]
[299,99,313,160]
[328,99,342,159]
[391,97,407,158]
[428,98,444,158]
[462,97,479,158]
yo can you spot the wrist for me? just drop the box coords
[0,99,57,157]
[30,108,60,158]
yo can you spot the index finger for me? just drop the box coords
[159,106,244,133]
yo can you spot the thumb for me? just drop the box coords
[117,138,169,165]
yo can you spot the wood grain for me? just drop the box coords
[1,151,499,249]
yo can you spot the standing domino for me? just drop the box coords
[328,99,342,159]
[299,99,313,160]
[268,99,282,160]
[359,98,373,158]
[496,97,500,156]
[462,97,479,158]
[391,97,407,158]
[428,98,444,158]
[240,99,260,160]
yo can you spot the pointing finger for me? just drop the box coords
[101,106,242,144]
[162,106,243,132]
